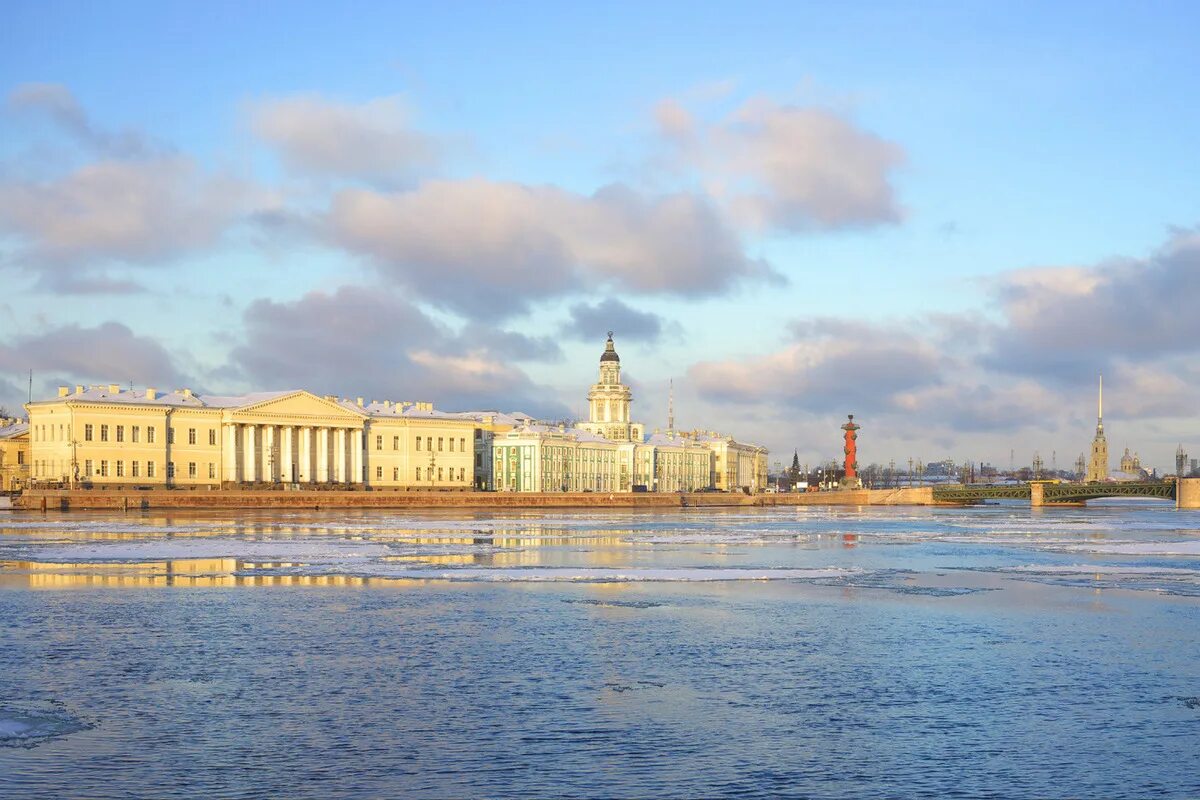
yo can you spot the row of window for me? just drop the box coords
[79,424,219,446]
[81,460,217,479]
[407,436,468,453]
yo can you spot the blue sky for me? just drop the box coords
[2,1,1198,471]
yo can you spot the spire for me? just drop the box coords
[668,378,675,431]
[1098,372,1103,422]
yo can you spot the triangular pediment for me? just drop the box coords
[230,391,366,421]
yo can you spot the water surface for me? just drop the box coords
[2,502,1198,798]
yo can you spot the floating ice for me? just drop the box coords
[332,566,860,582]
[0,703,92,748]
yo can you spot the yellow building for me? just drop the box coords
[0,418,30,491]
[25,385,476,490]
[688,431,769,493]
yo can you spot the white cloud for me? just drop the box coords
[326,178,777,317]
[658,96,905,231]
[251,94,439,184]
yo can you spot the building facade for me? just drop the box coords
[0,418,30,491]
[492,334,766,493]
[25,386,476,490]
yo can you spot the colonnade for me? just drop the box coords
[223,423,363,484]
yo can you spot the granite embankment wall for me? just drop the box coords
[13,486,937,511]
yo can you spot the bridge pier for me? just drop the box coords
[1030,483,1044,507]
[1178,478,1200,510]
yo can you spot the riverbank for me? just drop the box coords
[11,486,937,511]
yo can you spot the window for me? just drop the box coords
[147,427,156,444]
[85,424,93,442]
[99,460,109,477]
[208,429,216,446]
[426,437,432,451]
[376,435,382,451]
[168,428,175,444]
[376,466,383,479]
[208,463,215,479]
[459,467,465,481]
[460,437,466,452]
[147,461,156,478]
[188,462,197,478]
[116,461,124,477]
[416,437,422,451]
[116,425,125,443]
[17,451,24,465]
[448,438,454,452]
[167,462,175,478]
[393,436,399,450]
[438,467,443,481]
[132,461,140,478]
[100,425,109,442]
[84,459,92,476]
[416,467,422,481]
[132,426,140,443]
[188,428,197,445]
[392,467,398,481]
[475,454,481,468]
[438,437,444,452]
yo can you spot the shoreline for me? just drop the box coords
[10,486,938,511]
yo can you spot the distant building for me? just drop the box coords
[491,334,765,492]
[0,418,30,491]
[1085,375,1109,482]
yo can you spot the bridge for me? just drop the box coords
[932,480,1184,507]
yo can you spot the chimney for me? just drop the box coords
[356,397,364,407]
[181,388,193,398]
[75,385,84,395]
[146,388,158,400]
[58,386,69,397]
[108,383,121,394]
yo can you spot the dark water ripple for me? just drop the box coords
[2,504,1200,797]
[1,582,1198,798]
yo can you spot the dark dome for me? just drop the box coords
[600,332,620,362]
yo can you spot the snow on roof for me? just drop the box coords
[0,420,29,439]
[32,386,302,409]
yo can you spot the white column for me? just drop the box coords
[281,427,294,483]
[223,423,239,483]
[298,427,311,482]
[264,425,277,482]
[317,428,329,482]
[243,424,258,483]
[334,428,347,483]
[351,429,364,484]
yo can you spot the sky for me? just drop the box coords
[1,1,1198,472]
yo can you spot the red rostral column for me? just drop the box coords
[841,414,862,489]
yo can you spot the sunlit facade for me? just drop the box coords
[0,418,30,491]
[25,386,475,490]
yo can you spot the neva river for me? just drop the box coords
[2,503,1198,798]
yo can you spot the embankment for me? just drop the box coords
[12,486,937,511]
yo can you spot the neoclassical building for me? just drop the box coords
[0,418,29,491]
[25,385,475,490]
[492,334,766,493]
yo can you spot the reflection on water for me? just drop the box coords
[1,504,1199,798]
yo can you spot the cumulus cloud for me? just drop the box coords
[983,228,1200,380]
[0,155,254,269]
[689,318,945,414]
[227,286,569,417]
[251,94,439,184]
[7,82,151,157]
[325,179,777,317]
[560,298,664,342]
[657,96,905,231]
[0,322,189,398]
